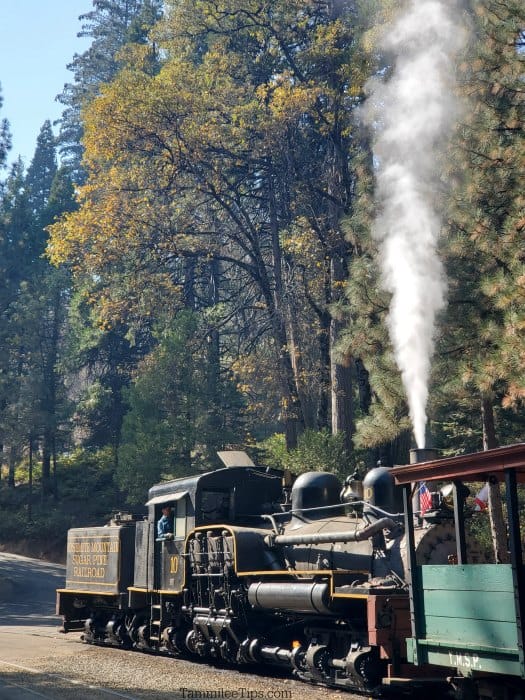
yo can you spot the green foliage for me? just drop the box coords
[340,0,525,455]
[2,0,523,549]
[57,0,163,177]
[0,82,11,169]
[25,120,57,218]
[57,447,120,506]
[61,284,152,452]
[0,504,72,544]
[258,429,366,480]
[116,311,244,503]
[0,447,123,544]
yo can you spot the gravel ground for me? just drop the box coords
[0,552,364,700]
[1,642,359,700]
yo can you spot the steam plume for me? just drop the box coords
[363,0,467,448]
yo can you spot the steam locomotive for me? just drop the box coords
[57,449,489,696]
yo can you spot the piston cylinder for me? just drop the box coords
[248,581,331,614]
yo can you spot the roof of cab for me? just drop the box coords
[391,443,525,485]
[146,465,282,505]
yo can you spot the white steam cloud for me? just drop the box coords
[363,0,468,448]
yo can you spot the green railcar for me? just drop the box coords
[392,444,525,700]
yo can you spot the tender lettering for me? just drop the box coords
[69,541,92,553]
[91,540,119,553]
[69,538,118,580]
[72,554,92,565]
[73,566,107,578]
[448,651,481,670]
[69,539,119,554]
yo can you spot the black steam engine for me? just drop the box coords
[57,451,475,694]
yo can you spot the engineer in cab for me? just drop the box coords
[157,504,174,540]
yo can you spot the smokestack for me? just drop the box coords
[410,446,439,516]
[410,447,439,464]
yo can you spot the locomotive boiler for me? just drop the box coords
[57,451,479,694]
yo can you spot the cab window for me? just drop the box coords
[200,490,230,523]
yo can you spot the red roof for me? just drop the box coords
[390,443,525,485]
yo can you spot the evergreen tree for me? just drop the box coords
[0,159,33,485]
[0,83,11,172]
[57,0,163,178]
[0,137,74,496]
[437,0,525,449]
[117,311,244,502]
[339,0,525,465]
[63,287,153,458]
[25,121,57,219]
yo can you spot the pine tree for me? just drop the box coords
[340,0,525,465]
[25,121,57,219]
[57,0,163,178]
[439,0,525,448]
[0,83,11,172]
[0,159,33,486]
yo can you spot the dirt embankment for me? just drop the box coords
[0,538,66,564]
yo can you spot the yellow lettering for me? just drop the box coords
[72,565,107,579]
[90,540,119,553]
[72,554,92,565]
[69,541,91,553]
[170,555,178,574]
[69,537,121,581]
[92,554,108,565]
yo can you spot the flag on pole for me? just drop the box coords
[474,483,489,511]
[419,482,432,515]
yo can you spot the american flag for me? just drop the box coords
[474,483,489,511]
[419,482,432,515]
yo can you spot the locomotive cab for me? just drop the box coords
[133,464,284,594]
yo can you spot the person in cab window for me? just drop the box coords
[157,504,174,540]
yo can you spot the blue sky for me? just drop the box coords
[0,0,91,167]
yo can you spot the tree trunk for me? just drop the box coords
[267,163,303,448]
[8,445,17,488]
[52,435,58,501]
[183,257,197,309]
[41,286,62,498]
[272,310,302,450]
[28,438,33,522]
[482,395,509,563]
[42,429,52,500]
[286,308,316,429]
[206,258,222,455]
[330,255,354,454]
[317,312,331,430]
[354,358,372,414]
